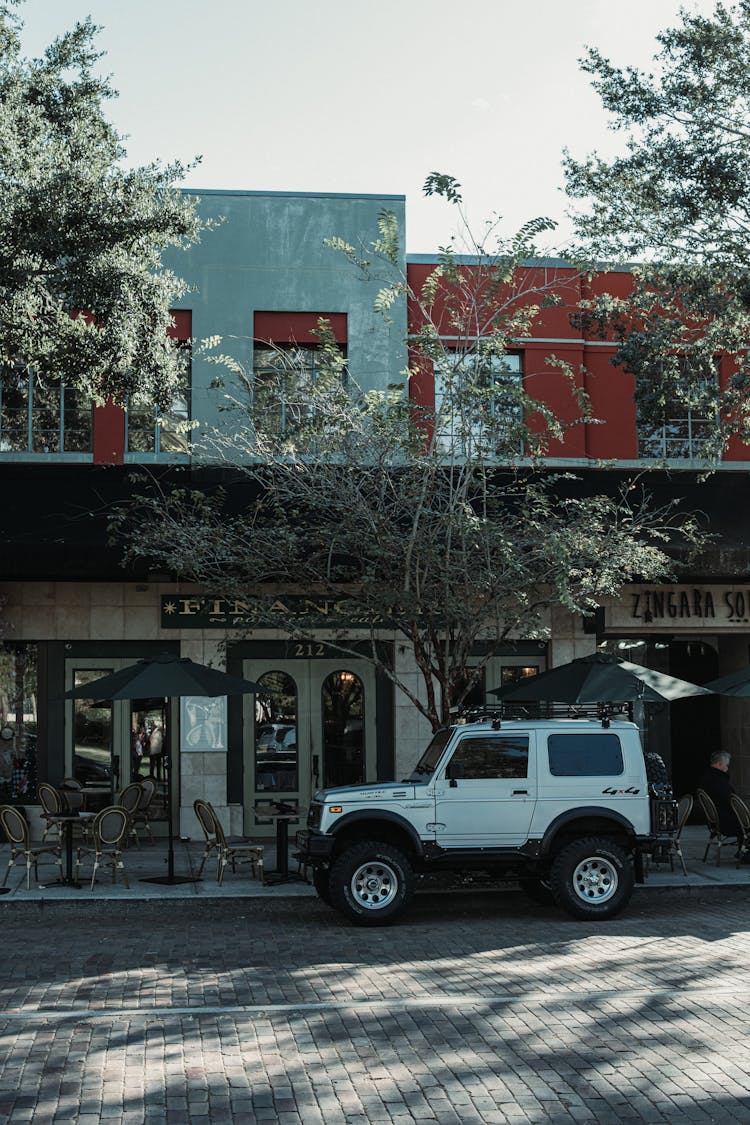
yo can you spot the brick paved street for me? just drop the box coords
[2,888,750,1123]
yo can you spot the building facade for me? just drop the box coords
[2,189,750,841]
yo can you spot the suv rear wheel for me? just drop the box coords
[328,841,414,926]
[550,836,634,920]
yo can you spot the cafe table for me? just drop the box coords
[257,801,309,886]
[41,811,96,887]
[80,785,112,811]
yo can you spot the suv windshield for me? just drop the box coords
[407,729,453,781]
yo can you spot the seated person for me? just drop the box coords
[698,750,742,838]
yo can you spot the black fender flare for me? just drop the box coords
[328,809,425,858]
[539,806,637,858]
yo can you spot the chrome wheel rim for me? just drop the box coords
[572,855,618,904]
[351,859,398,910]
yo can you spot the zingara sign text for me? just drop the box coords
[630,587,750,624]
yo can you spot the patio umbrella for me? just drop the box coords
[489,652,713,705]
[703,666,750,696]
[64,653,261,885]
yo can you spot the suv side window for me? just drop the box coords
[547,733,624,777]
[449,735,529,780]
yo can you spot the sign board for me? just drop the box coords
[605,585,750,631]
[161,594,381,630]
[180,696,227,752]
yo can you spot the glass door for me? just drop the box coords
[67,666,117,804]
[242,658,377,836]
[64,659,173,823]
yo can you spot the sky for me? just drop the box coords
[18,0,718,254]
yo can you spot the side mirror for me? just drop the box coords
[445,760,464,788]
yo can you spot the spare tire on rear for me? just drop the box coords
[644,751,670,793]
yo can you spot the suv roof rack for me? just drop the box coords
[454,702,633,729]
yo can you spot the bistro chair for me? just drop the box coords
[132,777,157,844]
[193,799,264,885]
[670,793,693,876]
[696,787,737,866]
[73,805,132,891]
[60,783,84,813]
[731,794,750,869]
[117,782,145,847]
[0,804,62,889]
[37,782,65,844]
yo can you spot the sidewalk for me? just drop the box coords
[0,825,747,903]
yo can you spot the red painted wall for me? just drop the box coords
[254,311,347,345]
[93,310,192,465]
[406,262,750,464]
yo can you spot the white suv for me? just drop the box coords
[295,715,676,925]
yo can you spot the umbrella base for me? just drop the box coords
[140,875,201,885]
[264,872,309,887]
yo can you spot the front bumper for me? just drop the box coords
[294,829,335,866]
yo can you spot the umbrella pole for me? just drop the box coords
[166,747,175,880]
[141,703,199,886]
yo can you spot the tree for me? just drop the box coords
[0,2,201,409]
[563,1,750,458]
[116,176,701,732]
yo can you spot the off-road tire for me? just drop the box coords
[518,875,555,907]
[550,836,634,920]
[312,866,332,906]
[328,840,414,926]
[644,752,670,790]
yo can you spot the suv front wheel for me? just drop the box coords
[550,836,634,920]
[328,841,414,926]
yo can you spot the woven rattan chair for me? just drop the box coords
[60,783,85,813]
[117,782,144,847]
[132,777,157,844]
[74,805,132,890]
[731,794,750,869]
[0,804,62,889]
[696,787,737,866]
[193,799,264,885]
[670,793,693,875]
[37,782,65,844]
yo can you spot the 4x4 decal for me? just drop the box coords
[602,786,641,795]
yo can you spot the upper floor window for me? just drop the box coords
[252,311,348,449]
[637,405,715,460]
[253,345,347,437]
[126,312,192,459]
[0,369,92,454]
[126,383,191,455]
[636,362,717,461]
[434,352,523,457]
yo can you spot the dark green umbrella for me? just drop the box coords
[703,666,750,696]
[64,653,261,702]
[64,653,260,884]
[490,652,713,704]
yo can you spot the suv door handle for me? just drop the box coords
[512,789,528,795]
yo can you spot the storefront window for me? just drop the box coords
[322,670,364,788]
[72,670,115,793]
[0,644,38,802]
[255,671,298,793]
